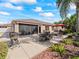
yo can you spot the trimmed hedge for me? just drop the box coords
[0,42,8,59]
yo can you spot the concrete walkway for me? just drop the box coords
[6,42,48,59]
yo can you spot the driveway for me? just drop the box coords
[6,42,48,59]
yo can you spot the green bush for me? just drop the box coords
[50,43,66,55]
[72,32,79,36]
[63,38,73,45]
[63,29,72,34]
[75,32,79,35]
[73,41,79,47]
[71,56,79,59]
[0,42,8,59]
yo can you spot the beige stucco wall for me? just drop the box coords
[41,26,54,33]
[41,25,45,33]
[53,26,65,31]
[49,26,53,33]
[58,26,62,30]
[14,24,19,33]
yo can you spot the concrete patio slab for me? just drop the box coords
[6,42,48,59]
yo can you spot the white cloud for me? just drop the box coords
[1,3,23,10]
[33,7,43,12]
[10,0,19,2]
[40,12,54,17]
[47,3,53,6]
[24,0,37,4]
[47,2,56,7]
[0,11,10,16]
[10,0,37,4]
[67,13,72,17]
[15,6,23,10]
[70,3,76,10]
[0,21,7,24]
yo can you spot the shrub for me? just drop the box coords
[50,43,66,55]
[73,41,79,47]
[75,32,79,35]
[0,42,8,59]
[63,29,72,34]
[63,38,73,45]
[72,32,79,36]
[71,56,79,59]
[67,35,73,39]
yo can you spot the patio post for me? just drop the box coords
[38,25,39,34]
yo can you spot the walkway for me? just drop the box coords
[1,34,68,59]
[6,42,48,59]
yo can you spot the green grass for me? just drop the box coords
[0,32,4,36]
[0,42,8,59]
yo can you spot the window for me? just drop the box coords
[31,25,38,34]
[19,24,38,35]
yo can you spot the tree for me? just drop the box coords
[54,14,77,32]
[54,21,63,24]
[56,0,79,32]
[63,14,77,32]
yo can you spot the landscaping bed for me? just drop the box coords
[0,42,8,59]
[32,38,79,59]
[32,48,61,59]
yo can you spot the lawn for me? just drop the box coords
[0,32,4,37]
[0,42,8,59]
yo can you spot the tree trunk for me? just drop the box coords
[76,2,79,32]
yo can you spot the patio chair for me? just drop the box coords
[50,32,63,44]
[39,31,51,41]
[9,32,19,47]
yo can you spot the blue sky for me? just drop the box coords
[0,0,76,24]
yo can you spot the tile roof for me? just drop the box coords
[12,19,53,26]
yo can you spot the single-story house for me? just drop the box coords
[0,24,11,33]
[0,24,11,28]
[52,24,65,32]
[0,19,65,36]
[0,24,11,37]
[11,19,65,35]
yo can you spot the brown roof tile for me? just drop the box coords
[12,19,53,26]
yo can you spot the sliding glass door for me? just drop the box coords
[19,24,38,35]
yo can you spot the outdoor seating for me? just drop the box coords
[49,31,63,44]
[9,32,19,47]
[39,31,51,41]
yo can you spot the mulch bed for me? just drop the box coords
[32,48,61,59]
[32,45,79,59]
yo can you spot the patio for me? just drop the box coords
[5,33,64,59]
[6,41,48,59]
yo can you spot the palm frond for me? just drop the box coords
[56,0,63,8]
[56,0,72,19]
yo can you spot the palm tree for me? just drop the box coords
[63,14,77,32]
[56,0,79,32]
